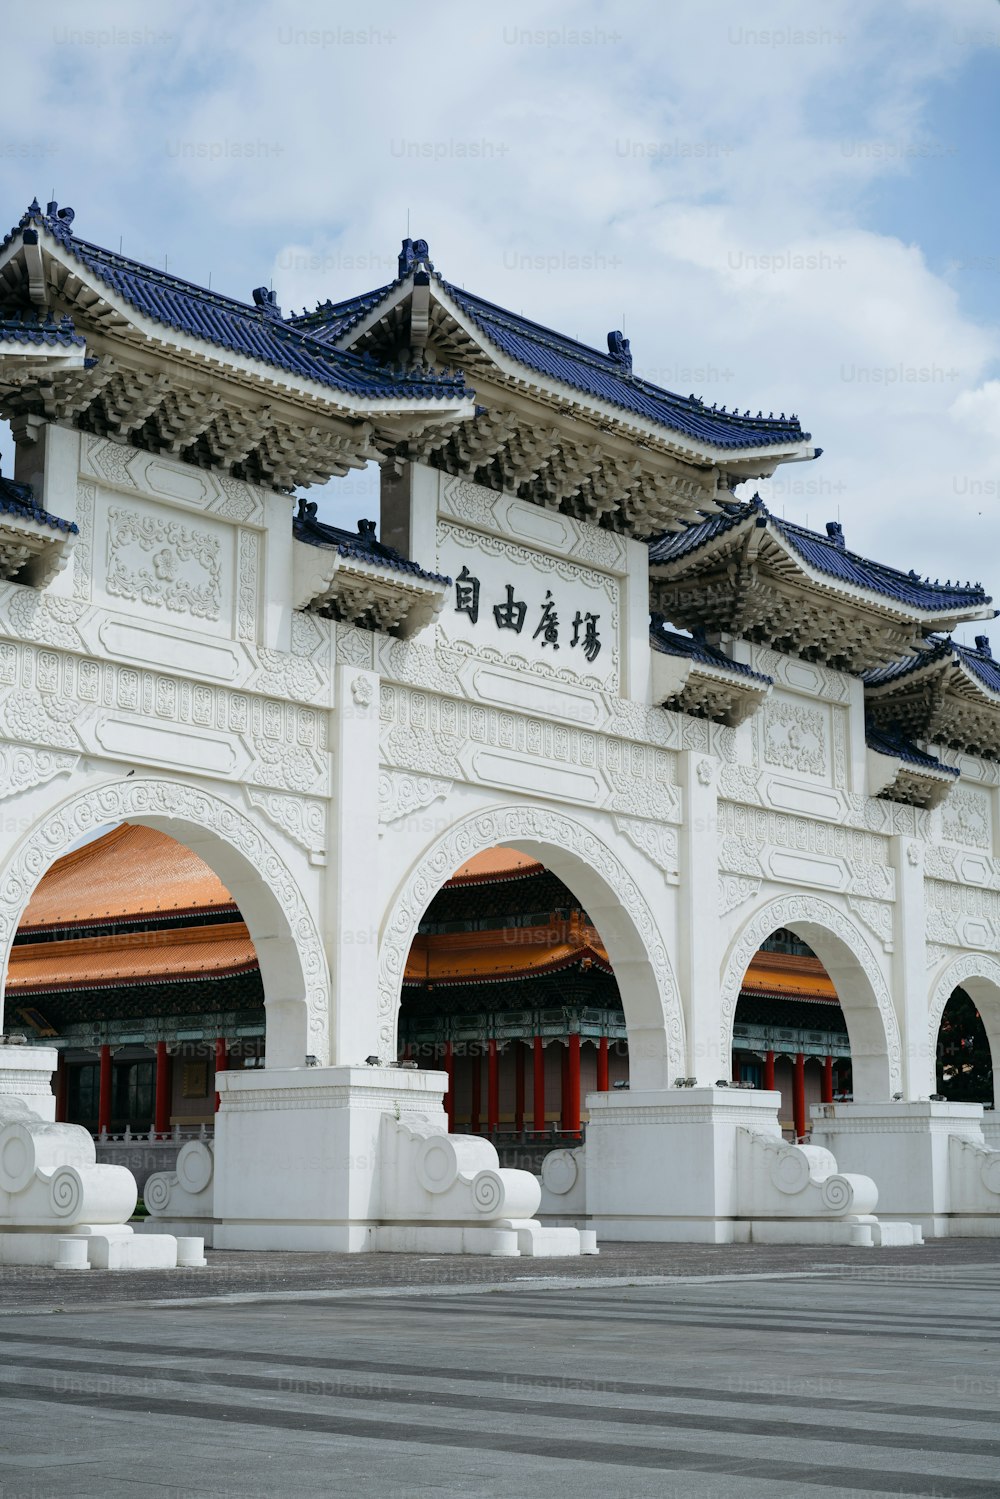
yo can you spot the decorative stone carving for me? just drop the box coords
[720,893,902,1093]
[763,700,827,776]
[0,778,330,1059]
[738,1130,878,1216]
[941,785,992,850]
[0,742,77,802]
[106,507,221,620]
[719,874,762,916]
[73,481,95,602]
[213,475,263,523]
[335,623,375,668]
[236,527,259,641]
[378,771,452,830]
[847,896,894,951]
[0,1098,200,1269]
[696,757,715,786]
[245,788,327,860]
[351,674,374,708]
[614,815,679,882]
[377,805,684,1071]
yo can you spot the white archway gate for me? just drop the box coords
[0,776,330,1068]
[720,893,902,1101]
[377,802,685,1088]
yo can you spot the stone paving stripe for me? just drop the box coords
[1,1381,998,1495]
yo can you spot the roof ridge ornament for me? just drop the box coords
[975,635,992,658]
[252,286,282,320]
[398,237,433,277]
[825,520,845,550]
[606,329,632,376]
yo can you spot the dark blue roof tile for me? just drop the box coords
[2,205,468,405]
[0,474,78,533]
[293,501,449,585]
[650,618,773,684]
[0,310,85,348]
[865,722,958,775]
[650,498,992,614]
[290,243,812,452]
[866,636,1000,695]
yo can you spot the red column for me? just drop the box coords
[732,1049,741,1084]
[562,1035,581,1135]
[444,1041,455,1132]
[470,1048,482,1131]
[764,1050,776,1091]
[514,1042,525,1132]
[214,1037,227,1113]
[822,1054,834,1104]
[487,1039,500,1134]
[154,1041,171,1135]
[596,1035,609,1092]
[54,1056,68,1123]
[533,1036,545,1133]
[98,1045,112,1134]
[793,1052,806,1139]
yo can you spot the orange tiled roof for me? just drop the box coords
[19,824,237,931]
[7,921,256,994]
[740,951,837,1003]
[405,915,611,985]
[450,848,545,884]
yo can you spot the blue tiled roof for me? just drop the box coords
[650,619,773,684]
[866,636,1000,695]
[293,501,449,585]
[0,474,78,533]
[3,203,468,404]
[650,498,992,614]
[0,310,85,348]
[289,239,813,452]
[865,723,958,775]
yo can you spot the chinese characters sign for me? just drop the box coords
[455,568,603,663]
[438,521,619,689]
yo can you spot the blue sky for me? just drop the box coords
[4,0,1000,636]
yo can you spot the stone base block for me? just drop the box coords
[0,1226,196,1269]
[810,1100,996,1237]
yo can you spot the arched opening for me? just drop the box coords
[1,779,330,1161]
[722,897,900,1112]
[936,988,994,1105]
[398,846,631,1165]
[380,806,684,1163]
[731,926,852,1140]
[6,823,266,1134]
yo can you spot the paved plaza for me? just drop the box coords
[1,1241,999,1498]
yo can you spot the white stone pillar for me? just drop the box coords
[892,835,933,1098]
[0,1044,57,1122]
[328,664,382,1065]
[678,751,724,1083]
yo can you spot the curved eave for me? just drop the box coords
[652,524,994,631]
[333,276,819,473]
[0,229,475,426]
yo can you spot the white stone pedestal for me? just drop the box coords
[213,1064,591,1254]
[583,1086,909,1245]
[810,1100,998,1238]
[0,1044,57,1121]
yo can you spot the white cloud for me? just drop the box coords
[1,0,998,624]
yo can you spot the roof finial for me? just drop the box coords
[252,286,282,320]
[825,520,845,550]
[398,237,432,277]
[975,634,992,658]
[607,330,632,375]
